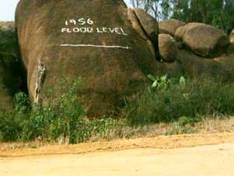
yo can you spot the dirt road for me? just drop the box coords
[1,133,234,176]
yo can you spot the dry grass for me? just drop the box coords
[109,116,234,139]
[1,116,233,153]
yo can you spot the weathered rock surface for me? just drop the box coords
[159,19,185,36]
[158,34,177,62]
[127,8,158,58]
[175,25,186,41]
[127,9,147,40]
[176,49,229,80]
[154,61,183,77]
[175,23,229,57]
[16,0,158,116]
[133,9,158,44]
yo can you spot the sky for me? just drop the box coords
[0,0,132,21]
[0,0,19,21]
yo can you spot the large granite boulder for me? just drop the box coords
[16,0,158,116]
[175,23,229,57]
[158,34,177,62]
[174,25,186,41]
[159,19,185,36]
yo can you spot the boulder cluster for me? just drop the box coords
[0,0,233,116]
[157,19,234,79]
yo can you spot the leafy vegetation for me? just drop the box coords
[129,0,234,33]
[1,76,234,143]
[125,75,234,126]
[0,80,119,143]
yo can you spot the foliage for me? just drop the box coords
[147,74,170,90]
[129,0,234,33]
[126,76,234,126]
[0,79,119,143]
[129,0,173,20]
[0,28,19,60]
[172,0,234,33]
[14,92,31,113]
[0,111,21,141]
[1,76,234,142]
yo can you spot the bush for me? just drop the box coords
[126,76,234,126]
[0,79,119,143]
[1,76,234,142]
[0,111,22,141]
[18,79,87,143]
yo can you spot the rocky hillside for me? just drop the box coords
[0,0,233,116]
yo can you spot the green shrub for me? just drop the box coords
[20,79,86,143]
[14,92,31,113]
[0,111,25,141]
[0,79,120,143]
[1,76,234,143]
[126,76,234,126]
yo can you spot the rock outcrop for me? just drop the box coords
[158,20,233,80]
[175,23,229,57]
[11,0,234,116]
[127,8,158,58]
[133,9,158,44]
[159,19,185,36]
[158,34,177,62]
[16,0,159,116]
[176,49,230,80]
